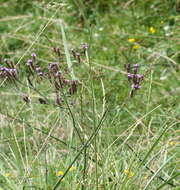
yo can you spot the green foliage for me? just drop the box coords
[0,0,179,189]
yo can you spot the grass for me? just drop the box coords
[0,0,180,189]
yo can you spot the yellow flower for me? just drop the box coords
[56,170,64,176]
[144,176,148,180]
[168,141,175,146]
[69,166,76,172]
[124,169,135,177]
[128,38,135,43]
[149,27,156,34]
[132,44,139,49]
[4,173,11,177]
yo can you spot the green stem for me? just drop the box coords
[52,109,108,190]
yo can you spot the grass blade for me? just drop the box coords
[143,155,175,190]
[59,22,76,80]
[156,173,180,190]
[139,124,169,168]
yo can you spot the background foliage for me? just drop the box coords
[0,0,179,189]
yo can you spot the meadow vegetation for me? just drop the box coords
[0,0,179,189]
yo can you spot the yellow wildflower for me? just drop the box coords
[149,27,156,34]
[56,170,64,177]
[4,173,11,177]
[124,169,135,177]
[144,176,148,180]
[132,44,139,49]
[69,166,76,172]
[128,38,135,43]
[168,141,175,146]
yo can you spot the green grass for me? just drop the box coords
[0,0,179,189]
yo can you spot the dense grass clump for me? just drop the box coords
[0,1,179,189]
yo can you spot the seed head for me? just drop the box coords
[55,94,61,105]
[69,80,78,95]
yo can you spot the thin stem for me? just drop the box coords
[59,84,83,144]
[52,109,108,190]
[82,146,87,190]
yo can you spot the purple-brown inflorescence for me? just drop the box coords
[75,52,81,64]
[69,80,78,95]
[124,63,143,97]
[71,49,76,59]
[23,51,79,106]
[31,52,37,61]
[82,43,88,55]
[35,67,44,77]
[22,93,30,103]
[53,47,61,57]
[0,66,17,80]
[55,93,61,105]
[48,62,59,75]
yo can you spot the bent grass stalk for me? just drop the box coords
[143,155,175,190]
[52,108,108,190]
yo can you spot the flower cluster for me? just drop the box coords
[124,63,144,97]
[127,38,139,50]
[0,43,88,106]
[0,58,17,80]
[149,27,156,34]
[25,50,81,105]
[0,59,17,81]
[71,43,88,64]
[0,66,17,79]
[26,53,45,77]
[128,38,135,43]
[124,169,135,178]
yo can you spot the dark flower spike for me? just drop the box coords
[27,59,33,64]
[133,64,138,74]
[76,53,81,63]
[125,63,144,97]
[82,43,88,55]
[10,69,17,78]
[27,75,33,86]
[27,59,35,71]
[82,43,88,49]
[124,64,131,73]
[0,66,17,80]
[69,80,78,95]
[31,53,37,61]
[53,47,61,57]
[47,72,52,84]
[38,98,47,104]
[26,60,34,74]
[35,67,41,72]
[132,83,141,90]
[135,74,143,83]
[22,94,30,103]
[48,62,59,73]
[55,94,61,105]
[71,49,76,58]
[127,73,133,81]
[38,72,44,77]
[35,67,44,77]
[55,71,61,77]
[63,79,70,85]
[54,80,61,90]
[55,71,63,88]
